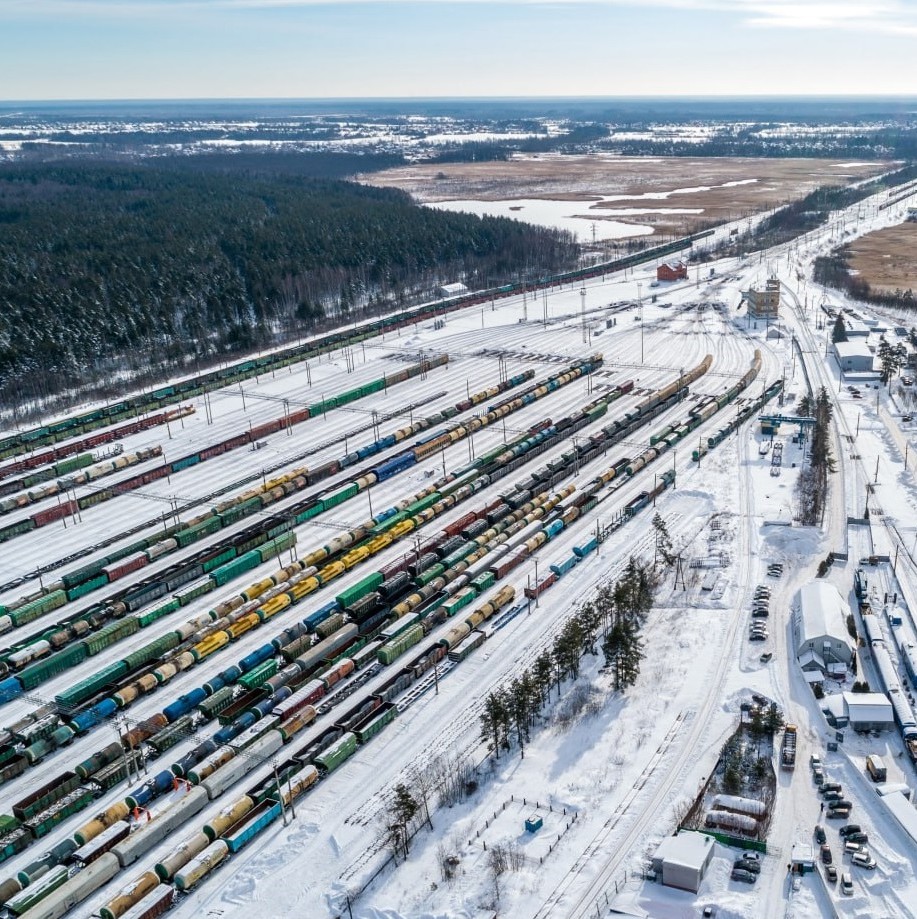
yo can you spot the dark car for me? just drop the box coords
[822,790,844,802]
[815,824,827,844]
[827,807,851,819]
[827,799,852,811]
[839,824,861,838]
[846,831,868,844]
[734,858,761,874]
[731,868,757,884]
[825,865,838,883]
[821,844,833,865]
[820,782,842,794]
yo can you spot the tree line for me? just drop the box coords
[0,161,577,411]
[479,557,656,760]
[795,387,835,525]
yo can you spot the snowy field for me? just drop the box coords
[2,180,917,919]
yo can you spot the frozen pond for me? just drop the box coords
[426,196,656,241]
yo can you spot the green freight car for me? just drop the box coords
[83,617,140,655]
[137,598,181,627]
[377,624,424,666]
[335,572,383,610]
[313,732,358,773]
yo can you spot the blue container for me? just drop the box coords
[239,644,274,673]
[152,768,176,794]
[172,739,218,778]
[203,674,226,695]
[125,782,154,810]
[573,538,598,559]
[378,435,396,449]
[303,602,337,632]
[214,712,254,745]
[218,665,242,685]
[549,556,578,578]
[247,687,292,720]
[225,801,283,853]
[186,687,207,708]
[0,676,23,704]
[163,696,194,723]
[373,454,415,482]
[271,623,307,652]
[544,521,565,539]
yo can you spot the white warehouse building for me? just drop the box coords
[792,582,855,678]
[834,340,874,373]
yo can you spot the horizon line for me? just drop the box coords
[4,93,917,105]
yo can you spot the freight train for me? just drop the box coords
[0,229,715,464]
[0,357,704,845]
[0,356,448,546]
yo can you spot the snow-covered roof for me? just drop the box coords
[823,694,847,720]
[439,282,468,296]
[881,790,917,847]
[796,581,852,649]
[843,691,893,722]
[835,339,873,357]
[654,831,714,870]
[799,648,826,671]
[791,842,815,864]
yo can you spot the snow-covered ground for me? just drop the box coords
[3,178,917,919]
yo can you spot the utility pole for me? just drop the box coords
[637,282,644,363]
[580,287,588,345]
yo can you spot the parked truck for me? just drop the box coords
[781,724,797,769]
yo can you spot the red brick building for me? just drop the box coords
[657,261,688,282]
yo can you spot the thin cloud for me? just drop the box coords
[4,0,917,37]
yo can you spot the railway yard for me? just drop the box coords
[2,178,917,919]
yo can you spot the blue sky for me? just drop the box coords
[2,0,916,100]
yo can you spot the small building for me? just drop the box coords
[745,278,780,320]
[792,582,854,678]
[790,842,816,874]
[834,339,874,373]
[822,693,849,727]
[843,319,871,338]
[843,692,894,732]
[657,261,688,282]
[438,282,468,298]
[651,831,714,893]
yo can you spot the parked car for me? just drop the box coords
[903,414,914,422]
[821,844,833,865]
[827,806,852,819]
[749,631,767,642]
[822,790,844,802]
[814,824,827,844]
[827,799,852,811]
[813,766,825,785]
[760,651,773,663]
[844,841,862,856]
[810,754,823,770]
[731,868,757,884]
[846,831,868,844]
[825,865,838,883]
[734,858,761,874]
[820,782,842,795]
[841,872,854,895]
[852,850,876,870]
[839,824,862,838]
